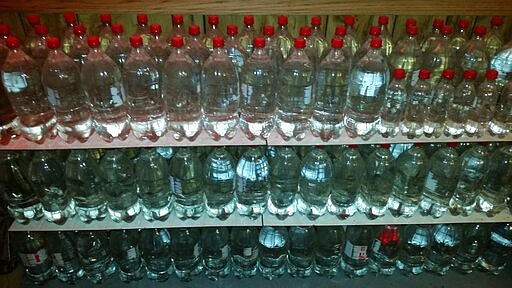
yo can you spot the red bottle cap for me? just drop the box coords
[458,19,470,29]
[478,141,490,146]
[263,25,275,36]
[406,18,417,28]
[87,35,100,48]
[331,38,343,49]
[171,36,184,48]
[441,25,453,35]
[378,15,389,26]
[172,14,184,25]
[189,24,201,36]
[393,68,406,79]
[130,35,143,47]
[463,69,477,80]
[35,24,49,36]
[406,25,418,36]
[433,18,444,29]
[5,36,20,49]
[316,145,325,149]
[473,25,487,36]
[277,15,288,26]
[294,37,306,49]
[335,26,347,37]
[369,26,381,36]
[299,26,311,37]
[253,36,265,48]
[311,16,321,27]
[63,12,76,24]
[491,16,504,27]
[418,69,430,80]
[227,24,238,36]
[380,143,391,149]
[111,23,124,34]
[485,69,499,80]
[208,15,219,25]
[0,24,9,37]
[344,15,355,26]
[244,15,254,26]
[73,24,86,36]
[100,14,112,24]
[370,37,382,48]
[348,144,358,149]
[212,36,224,48]
[150,24,162,35]
[137,14,148,25]
[46,37,60,49]
[441,69,455,80]
[447,142,458,148]
[27,14,40,26]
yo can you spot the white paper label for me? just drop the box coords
[109,86,124,107]
[303,85,313,105]
[46,87,61,106]
[19,249,48,267]
[126,247,139,260]
[424,172,438,192]
[52,253,65,266]
[221,245,229,259]
[243,247,254,257]
[193,243,200,257]
[169,176,183,195]
[359,73,384,97]
[343,241,368,260]
[2,72,28,93]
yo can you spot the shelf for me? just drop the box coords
[1,0,511,15]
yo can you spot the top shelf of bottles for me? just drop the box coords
[1,0,512,15]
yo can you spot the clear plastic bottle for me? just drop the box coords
[139,228,173,281]
[355,25,382,60]
[466,69,500,136]
[449,143,489,216]
[204,15,224,51]
[388,25,422,86]
[185,24,211,69]
[310,16,329,60]
[378,68,407,137]
[135,13,151,46]
[98,13,113,52]
[65,149,107,222]
[61,12,77,54]
[169,14,186,39]
[459,25,488,83]
[395,224,431,275]
[369,225,400,275]
[169,147,204,220]
[170,228,202,281]
[423,25,456,87]
[225,24,248,75]
[204,147,236,220]
[444,69,477,137]
[82,35,130,142]
[421,18,443,52]
[262,25,285,72]
[268,147,300,219]
[311,38,351,141]
[478,223,512,275]
[451,19,470,53]
[490,39,512,86]
[239,36,275,140]
[230,226,259,278]
[24,14,41,54]
[42,36,93,143]
[424,224,462,275]
[99,149,140,222]
[287,226,316,278]
[106,23,132,69]
[485,16,505,59]
[29,150,75,224]
[344,37,389,139]
[31,24,50,67]
[258,226,288,280]
[298,26,318,67]
[201,227,231,280]
[47,231,85,283]
[343,15,360,56]
[76,231,116,284]
[387,143,427,217]
[1,36,56,143]
[15,231,54,284]
[239,15,256,55]
[201,36,240,140]
[0,29,18,144]
[276,15,293,59]
[68,24,89,67]
[489,77,512,136]
[340,226,373,277]
[424,69,455,137]
[401,69,432,138]
[135,148,172,221]
[147,24,170,72]
[275,38,315,141]
[378,15,394,57]
[314,226,344,278]
[123,35,167,141]
[109,230,145,282]
[452,224,489,274]
[296,147,332,220]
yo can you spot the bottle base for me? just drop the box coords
[387,195,418,217]
[174,202,204,220]
[118,262,145,282]
[258,263,286,280]
[43,201,76,224]
[418,196,448,218]
[340,259,368,277]
[108,201,141,222]
[232,264,257,279]
[142,201,172,221]
[75,204,108,223]
[174,264,203,282]
[8,204,43,224]
[267,198,296,220]
[55,268,85,284]
[26,266,55,285]
[205,198,236,220]
[204,262,231,281]
[296,195,327,220]
[236,202,266,219]
[326,197,356,220]
[287,262,313,278]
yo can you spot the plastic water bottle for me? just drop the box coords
[355,25,382,60]
[466,69,500,136]
[485,16,505,58]
[297,147,332,220]
[201,227,231,280]
[452,224,489,274]
[310,16,329,60]
[225,24,248,75]
[0,31,18,143]
[106,23,131,69]
[424,224,462,275]
[169,14,186,39]
[47,231,85,283]
[451,19,470,53]
[235,146,269,219]
[61,12,77,54]
[444,69,477,137]
[424,69,455,137]
[268,147,300,219]
[135,148,172,221]
[489,78,512,136]
[389,25,422,86]
[1,36,56,143]
[341,226,373,277]
[401,69,432,139]
[30,24,49,67]
[109,230,145,282]
[139,228,173,281]
[68,24,89,67]
[459,25,488,83]
[343,15,360,56]
[396,224,431,275]
[314,226,344,278]
[134,13,150,46]
[170,228,202,281]
[239,15,256,55]
[311,38,351,141]
[344,37,389,139]
[204,15,224,51]
[239,37,275,140]
[421,18,443,52]
[76,231,116,284]
[276,15,293,59]
[15,231,54,284]
[262,25,285,72]
[147,24,170,71]
[387,143,427,217]
[287,226,316,278]
[99,149,140,222]
[423,25,455,87]
[476,145,512,216]
[329,145,364,219]
[29,150,75,224]
[230,226,259,278]
[186,24,211,68]
[298,26,318,67]
[24,14,41,54]
[98,14,113,51]
[258,226,288,280]
[204,147,236,220]
[478,223,512,275]
[42,36,93,143]
[449,143,489,216]
[369,225,400,275]
[275,38,315,141]
[378,68,407,137]
[378,16,393,56]
[490,39,512,86]
[65,149,107,222]
[123,35,167,141]
[201,36,240,140]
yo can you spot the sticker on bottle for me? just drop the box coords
[241,83,254,100]
[109,86,124,107]
[169,176,183,195]
[126,247,139,260]
[243,247,255,257]
[46,87,61,106]
[424,172,438,192]
[343,241,368,260]
[303,85,313,105]
[358,74,384,97]
[2,72,28,93]
[193,243,201,257]
[52,253,65,266]
[19,249,48,267]
[221,245,230,259]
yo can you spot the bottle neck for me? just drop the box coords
[252,47,268,57]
